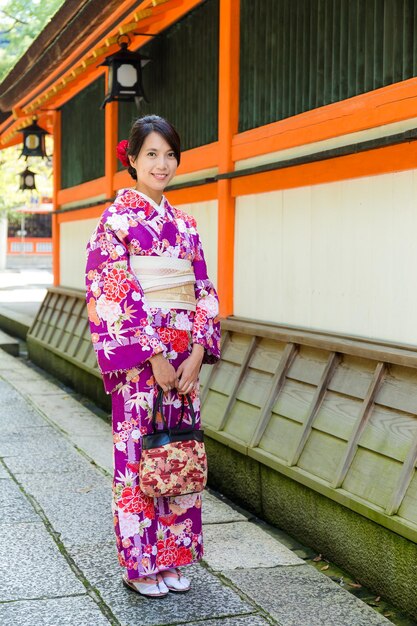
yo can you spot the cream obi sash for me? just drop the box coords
[130,256,196,311]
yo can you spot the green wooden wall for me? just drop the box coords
[118,0,219,163]
[61,76,105,189]
[239,0,417,132]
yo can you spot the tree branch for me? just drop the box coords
[0,9,29,25]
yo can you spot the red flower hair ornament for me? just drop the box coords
[116,139,130,167]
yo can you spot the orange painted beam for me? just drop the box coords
[177,141,219,174]
[114,168,133,191]
[231,139,417,197]
[56,182,217,224]
[57,136,417,223]
[56,180,218,224]
[166,183,217,206]
[57,203,111,224]
[8,237,52,255]
[52,110,61,286]
[105,98,118,198]
[0,134,22,150]
[57,177,107,206]
[0,111,52,149]
[113,141,220,193]
[48,70,107,111]
[216,0,240,318]
[232,76,417,162]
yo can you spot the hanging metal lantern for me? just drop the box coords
[20,119,48,158]
[99,34,150,109]
[19,167,36,190]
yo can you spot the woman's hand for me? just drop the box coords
[176,344,204,395]
[149,353,178,393]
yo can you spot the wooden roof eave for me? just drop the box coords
[0,0,89,103]
[0,0,130,112]
[31,0,196,115]
[0,111,53,150]
[0,0,201,148]
[0,0,200,114]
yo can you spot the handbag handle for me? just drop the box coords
[151,386,196,433]
[178,391,196,431]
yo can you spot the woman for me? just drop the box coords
[85,115,221,597]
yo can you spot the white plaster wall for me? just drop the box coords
[60,218,98,290]
[176,200,218,288]
[234,170,417,346]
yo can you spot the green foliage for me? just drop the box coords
[0,1,57,214]
[0,139,53,217]
[0,0,65,83]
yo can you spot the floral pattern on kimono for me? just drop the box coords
[85,188,221,394]
[85,188,221,579]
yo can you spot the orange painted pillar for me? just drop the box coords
[52,110,61,287]
[105,99,118,199]
[217,0,240,318]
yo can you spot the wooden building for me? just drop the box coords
[2,0,417,616]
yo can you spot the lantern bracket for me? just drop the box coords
[117,33,131,48]
[99,32,153,109]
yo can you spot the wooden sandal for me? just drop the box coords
[122,573,169,597]
[160,568,191,592]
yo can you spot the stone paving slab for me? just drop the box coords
[202,489,249,524]
[0,595,111,626]
[9,378,68,396]
[0,357,43,379]
[67,433,113,474]
[0,380,48,431]
[4,449,97,475]
[0,479,40,524]
[27,392,108,430]
[203,521,303,570]
[69,543,258,626]
[0,522,86,601]
[186,616,272,626]
[21,469,114,548]
[225,566,392,626]
[0,353,400,626]
[25,391,114,472]
[0,427,72,458]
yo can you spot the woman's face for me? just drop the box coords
[129,131,178,197]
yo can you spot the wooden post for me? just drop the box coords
[250,343,299,448]
[217,0,240,318]
[105,98,118,199]
[288,352,341,466]
[52,109,61,287]
[332,362,386,489]
[385,432,417,516]
[217,336,258,430]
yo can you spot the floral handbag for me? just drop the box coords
[139,387,208,498]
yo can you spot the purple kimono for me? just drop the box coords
[85,188,220,579]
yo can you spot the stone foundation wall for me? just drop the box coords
[206,437,417,619]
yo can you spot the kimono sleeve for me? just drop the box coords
[191,231,221,365]
[85,211,165,385]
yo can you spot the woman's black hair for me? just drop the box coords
[126,115,181,180]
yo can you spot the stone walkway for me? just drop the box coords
[0,348,394,626]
